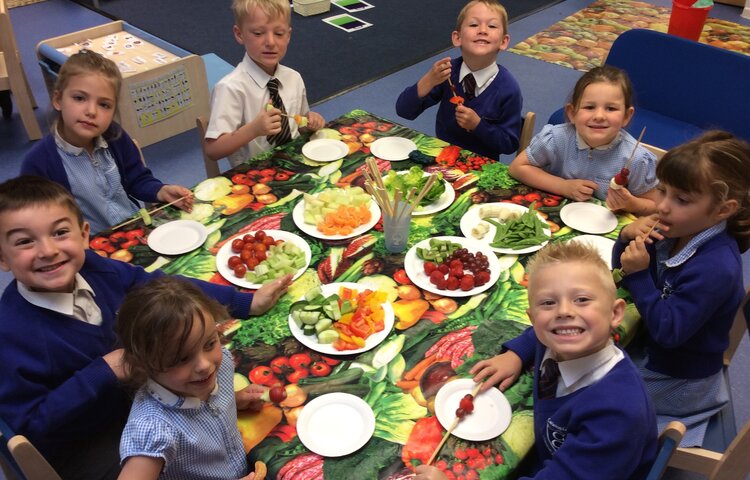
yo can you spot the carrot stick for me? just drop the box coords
[404,354,437,381]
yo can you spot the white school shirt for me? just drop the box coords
[542,340,624,397]
[458,62,499,97]
[206,54,310,168]
[18,274,103,325]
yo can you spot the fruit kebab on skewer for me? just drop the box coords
[447,77,464,106]
[610,126,646,190]
[265,103,309,127]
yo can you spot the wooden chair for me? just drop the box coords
[196,115,221,179]
[669,419,750,480]
[643,142,667,160]
[645,421,686,480]
[0,0,42,141]
[0,417,61,480]
[667,288,750,478]
[517,111,536,157]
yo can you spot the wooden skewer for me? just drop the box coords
[643,220,660,239]
[624,126,647,171]
[111,194,191,230]
[447,77,458,97]
[427,381,484,466]
[393,187,417,223]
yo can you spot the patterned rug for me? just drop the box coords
[7,0,47,7]
[509,0,750,71]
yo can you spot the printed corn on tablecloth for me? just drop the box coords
[93,110,637,479]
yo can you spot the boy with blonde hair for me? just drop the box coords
[396,0,522,160]
[415,242,657,480]
[205,0,325,167]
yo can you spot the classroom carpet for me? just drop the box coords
[72,0,561,104]
[509,0,750,72]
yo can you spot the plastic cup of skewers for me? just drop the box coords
[383,201,412,253]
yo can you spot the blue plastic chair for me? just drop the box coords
[646,421,686,480]
[547,29,750,149]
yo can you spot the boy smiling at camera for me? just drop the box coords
[414,242,658,479]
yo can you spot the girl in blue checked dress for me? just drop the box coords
[21,49,193,233]
[116,277,266,479]
[614,131,750,446]
[509,65,658,215]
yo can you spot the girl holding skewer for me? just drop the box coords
[509,65,658,214]
[21,49,193,233]
[613,130,750,446]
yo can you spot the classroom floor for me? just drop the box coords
[2,1,750,478]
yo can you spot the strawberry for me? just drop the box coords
[460,394,475,413]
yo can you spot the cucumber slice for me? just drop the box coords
[314,318,333,333]
[317,329,339,344]
[305,286,323,302]
[303,324,316,336]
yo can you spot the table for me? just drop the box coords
[93,110,637,479]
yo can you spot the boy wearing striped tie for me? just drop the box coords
[205,0,325,168]
[417,242,657,479]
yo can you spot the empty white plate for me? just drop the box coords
[560,202,618,234]
[296,393,375,457]
[370,137,417,161]
[568,234,616,269]
[147,220,207,255]
[302,139,349,162]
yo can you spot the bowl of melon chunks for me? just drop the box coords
[293,187,380,239]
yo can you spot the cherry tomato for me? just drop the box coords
[240,250,253,262]
[269,385,287,403]
[232,173,250,185]
[286,368,309,384]
[289,353,312,370]
[227,256,243,269]
[393,269,411,285]
[242,234,253,243]
[231,239,245,253]
[254,230,267,242]
[233,264,247,278]
[249,366,276,386]
[309,361,332,377]
[269,356,290,375]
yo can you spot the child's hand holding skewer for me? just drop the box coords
[620,214,664,243]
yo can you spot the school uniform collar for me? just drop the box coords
[656,221,726,269]
[459,61,498,92]
[53,122,108,155]
[575,131,622,151]
[145,377,219,410]
[241,53,282,90]
[543,340,621,389]
[17,274,95,315]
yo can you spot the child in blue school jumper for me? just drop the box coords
[614,131,750,446]
[117,277,265,480]
[395,0,522,160]
[21,49,193,234]
[415,242,657,480]
[0,176,291,480]
[509,65,658,215]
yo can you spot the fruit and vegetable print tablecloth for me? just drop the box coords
[92,110,639,480]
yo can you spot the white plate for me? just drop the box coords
[370,137,417,161]
[567,234,616,269]
[147,220,207,255]
[215,230,311,289]
[560,202,618,234]
[383,172,455,216]
[404,236,501,298]
[459,202,551,255]
[435,378,512,441]
[288,282,395,356]
[297,392,375,457]
[292,197,381,240]
[302,139,349,162]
